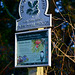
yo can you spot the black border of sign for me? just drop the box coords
[15,28,51,67]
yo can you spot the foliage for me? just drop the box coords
[49,0,75,75]
[0,0,28,74]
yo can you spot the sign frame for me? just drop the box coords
[15,29,51,67]
[16,0,52,31]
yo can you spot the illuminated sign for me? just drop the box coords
[16,0,52,31]
[15,29,51,67]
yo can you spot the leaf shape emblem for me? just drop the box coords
[32,9,39,15]
[26,9,33,15]
[33,1,38,7]
[28,1,33,8]
[27,0,39,15]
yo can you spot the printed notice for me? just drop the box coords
[16,31,48,65]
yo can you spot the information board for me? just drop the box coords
[16,0,52,31]
[15,29,51,67]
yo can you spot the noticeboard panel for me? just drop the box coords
[15,29,51,67]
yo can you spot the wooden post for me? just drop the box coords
[28,28,44,75]
[37,67,44,75]
[28,67,44,75]
[28,68,37,75]
[36,28,44,75]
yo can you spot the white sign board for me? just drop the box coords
[16,0,52,31]
[15,29,51,67]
